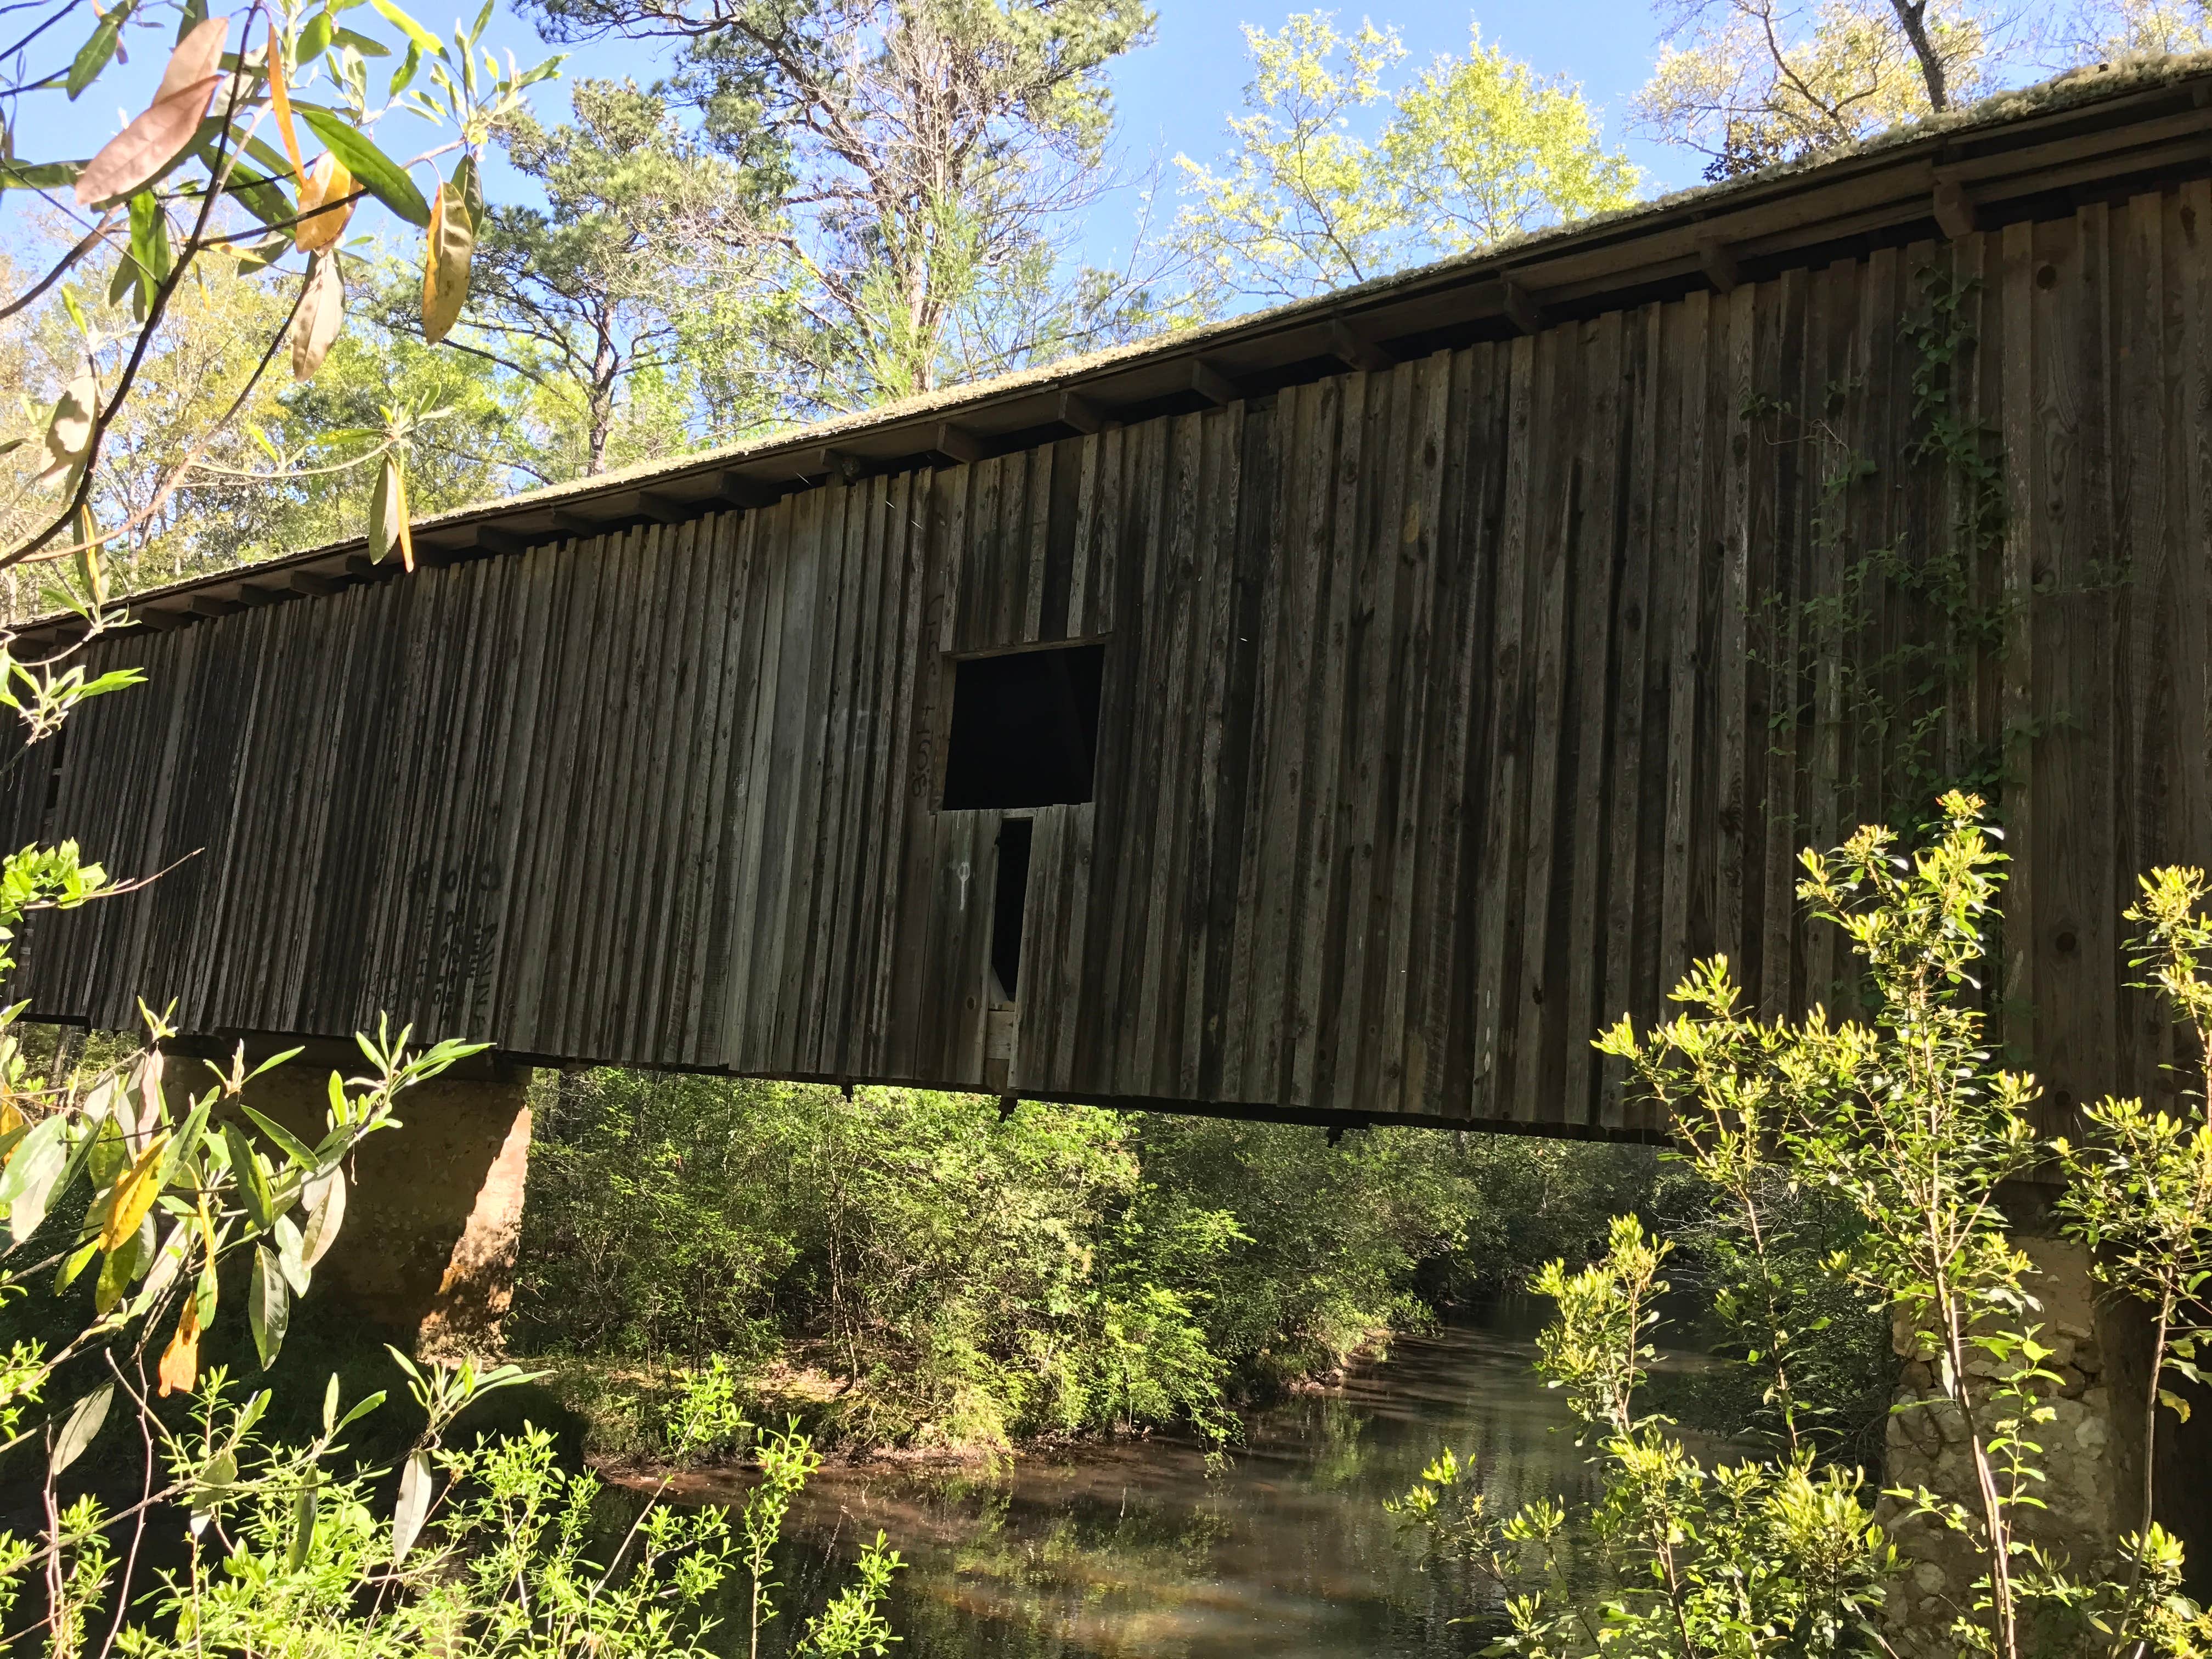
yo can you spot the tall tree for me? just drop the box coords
[404,77,783,476]
[1172,14,1638,307]
[1633,0,1997,178]
[521,0,1160,408]
[2059,0,2212,55]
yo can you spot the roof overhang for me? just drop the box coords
[26,53,2212,644]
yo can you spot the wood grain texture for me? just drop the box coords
[10,201,2212,1138]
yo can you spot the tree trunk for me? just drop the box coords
[1889,0,1949,111]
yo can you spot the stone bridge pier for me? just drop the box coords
[182,1042,534,1361]
[1877,1231,2212,1650]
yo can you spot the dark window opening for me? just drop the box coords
[990,817,1034,1000]
[941,642,1105,810]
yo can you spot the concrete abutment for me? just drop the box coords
[186,1044,533,1361]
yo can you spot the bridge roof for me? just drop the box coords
[40,49,2212,641]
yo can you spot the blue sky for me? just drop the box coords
[501,0,1709,250]
[62,0,1707,271]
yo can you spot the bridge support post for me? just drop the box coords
[210,1046,534,1361]
[1875,1233,2166,1655]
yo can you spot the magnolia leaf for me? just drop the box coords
[191,1447,238,1521]
[291,250,343,381]
[35,372,96,492]
[266,29,306,185]
[298,1165,346,1268]
[239,1102,316,1169]
[287,1477,319,1571]
[55,1239,97,1294]
[274,1212,311,1296]
[50,1384,112,1479]
[419,154,477,345]
[392,1449,432,1563]
[0,1115,66,1243]
[74,16,228,207]
[294,152,357,253]
[157,1293,201,1397]
[98,1131,167,1252]
[127,189,173,289]
[68,0,138,97]
[129,1219,189,1316]
[247,1242,289,1368]
[368,0,441,55]
[92,1212,150,1313]
[296,106,429,227]
[365,452,413,571]
[2161,1387,2193,1424]
[222,1123,273,1229]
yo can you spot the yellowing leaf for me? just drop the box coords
[98,1132,167,1254]
[157,1294,201,1397]
[419,154,478,345]
[294,152,356,254]
[266,32,306,189]
[74,16,228,207]
[0,1100,25,1151]
[35,372,96,492]
[366,453,414,571]
[291,251,343,381]
[71,501,106,610]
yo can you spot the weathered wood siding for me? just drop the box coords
[10,189,2212,1136]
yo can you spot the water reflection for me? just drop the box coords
[673,1312,1605,1658]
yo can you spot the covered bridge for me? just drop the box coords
[12,60,2212,1157]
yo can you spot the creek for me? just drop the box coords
[677,1308,1606,1657]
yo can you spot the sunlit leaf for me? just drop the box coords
[74,16,228,207]
[50,1384,112,1478]
[247,1242,289,1368]
[366,452,414,571]
[296,105,430,227]
[291,250,343,381]
[368,0,441,56]
[266,25,306,185]
[287,1476,319,1571]
[392,1449,432,1562]
[157,1292,201,1397]
[35,372,96,492]
[0,1115,65,1244]
[68,1,139,98]
[419,153,478,345]
[298,1165,346,1268]
[97,1130,167,1252]
[294,151,357,253]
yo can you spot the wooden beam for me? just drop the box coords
[187,594,243,618]
[1933,178,1981,239]
[1328,317,1395,372]
[708,470,780,509]
[635,489,695,525]
[549,507,606,537]
[234,583,286,607]
[1056,390,1106,433]
[1500,278,1543,335]
[1695,236,1741,294]
[1188,358,1240,406]
[284,570,341,596]
[933,422,984,465]
[131,607,188,631]
[787,446,860,482]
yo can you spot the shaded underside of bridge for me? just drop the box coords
[12,61,2212,1139]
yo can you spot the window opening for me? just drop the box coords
[941,642,1105,810]
[990,818,1034,1001]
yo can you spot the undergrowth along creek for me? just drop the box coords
[509,1073,1664,1463]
